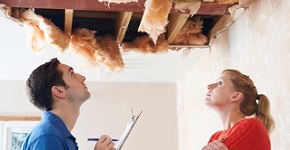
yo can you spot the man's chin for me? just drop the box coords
[88,93,91,99]
[85,92,91,100]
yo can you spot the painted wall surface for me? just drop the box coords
[0,80,41,115]
[0,80,178,150]
[177,0,290,149]
[73,82,178,150]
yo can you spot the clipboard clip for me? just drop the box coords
[131,108,142,121]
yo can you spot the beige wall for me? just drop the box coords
[177,0,290,149]
[0,80,41,115]
[0,80,178,150]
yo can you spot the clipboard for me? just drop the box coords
[115,110,142,150]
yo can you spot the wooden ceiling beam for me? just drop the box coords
[115,11,133,44]
[166,13,190,44]
[74,11,116,19]
[208,15,232,46]
[64,9,73,35]
[1,0,231,15]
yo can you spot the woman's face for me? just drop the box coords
[205,72,237,107]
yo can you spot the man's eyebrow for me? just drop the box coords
[68,67,74,73]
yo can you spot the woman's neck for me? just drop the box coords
[217,107,245,130]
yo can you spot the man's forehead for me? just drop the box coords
[58,63,73,72]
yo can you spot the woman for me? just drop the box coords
[202,69,274,150]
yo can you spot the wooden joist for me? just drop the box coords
[166,13,190,44]
[64,9,73,35]
[208,15,232,46]
[115,11,133,44]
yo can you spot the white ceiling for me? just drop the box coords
[0,16,208,83]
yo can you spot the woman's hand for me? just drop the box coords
[202,140,228,150]
[94,135,115,150]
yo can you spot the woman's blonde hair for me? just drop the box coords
[223,69,275,134]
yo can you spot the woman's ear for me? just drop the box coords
[231,92,243,102]
[51,86,66,98]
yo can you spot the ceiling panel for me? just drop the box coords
[0,16,208,83]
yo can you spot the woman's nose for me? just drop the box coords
[207,83,216,90]
[207,84,211,90]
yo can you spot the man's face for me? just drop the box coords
[58,63,91,103]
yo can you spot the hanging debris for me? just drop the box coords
[172,17,208,45]
[138,0,172,44]
[122,34,169,54]
[21,10,70,52]
[69,28,124,72]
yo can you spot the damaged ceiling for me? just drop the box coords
[0,0,240,82]
[1,0,234,45]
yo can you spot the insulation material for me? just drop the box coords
[69,28,124,73]
[23,21,46,52]
[69,28,100,69]
[0,6,45,51]
[95,35,125,72]
[174,1,201,16]
[0,4,9,18]
[21,10,70,52]
[172,18,207,45]
[1,5,124,74]
[98,0,138,3]
[0,5,23,27]
[122,34,169,54]
[138,0,172,44]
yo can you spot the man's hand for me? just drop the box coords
[202,140,228,150]
[94,135,115,150]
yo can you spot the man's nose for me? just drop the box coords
[77,73,86,81]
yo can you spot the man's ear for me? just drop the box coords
[231,92,243,102]
[51,86,66,98]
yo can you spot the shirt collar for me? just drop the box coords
[42,111,76,139]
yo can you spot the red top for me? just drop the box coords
[208,118,271,150]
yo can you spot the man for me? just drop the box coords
[22,58,115,150]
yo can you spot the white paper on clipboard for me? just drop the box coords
[115,110,142,150]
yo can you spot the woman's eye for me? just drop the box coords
[217,81,223,85]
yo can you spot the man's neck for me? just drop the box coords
[51,104,80,131]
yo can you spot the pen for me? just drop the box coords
[87,138,119,141]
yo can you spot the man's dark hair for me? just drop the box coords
[26,58,67,111]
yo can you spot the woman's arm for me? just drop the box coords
[202,140,228,150]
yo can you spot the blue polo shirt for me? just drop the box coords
[22,111,78,150]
